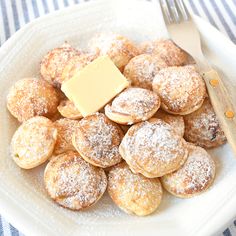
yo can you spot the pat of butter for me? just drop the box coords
[61,55,129,117]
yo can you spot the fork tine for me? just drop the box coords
[168,0,180,23]
[160,0,173,24]
[176,0,190,21]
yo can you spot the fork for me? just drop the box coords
[159,0,236,155]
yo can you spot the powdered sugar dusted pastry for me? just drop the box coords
[119,118,188,178]
[184,98,226,148]
[57,99,83,119]
[88,33,139,70]
[139,39,188,66]
[61,53,95,83]
[152,65,206,115]
[161,143,216,198]
[154,109,185,137]
[105,87,160,125]
[108,162,163,216]
[73,113,124,168]
[44,151,107,210]
[7,78,59,122]
[40,43,80,87]
[123,54,168,90]
[53,118,79,155]
[11,116,57,169]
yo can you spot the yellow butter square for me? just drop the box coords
[61,56,129,117]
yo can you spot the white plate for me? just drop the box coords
[0,0,236,235]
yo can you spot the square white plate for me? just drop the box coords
[0,0,236,235]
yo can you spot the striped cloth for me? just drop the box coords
[0,0,236,235]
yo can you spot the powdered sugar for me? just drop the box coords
[123,54,167,90]
[74,113,122,167]
[107,87,160,119]
[162,145,215,196]
[108,163,162,215]
[120,119,188,177]
[7,78,59,122]
[45,151,107,210]
[153,65,206,114]
[184,98,226,148]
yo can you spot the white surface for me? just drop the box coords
[0,0,236,235]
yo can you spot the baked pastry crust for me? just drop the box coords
[119,118,188,178]
[184,98,226,148]
[57,99,83,120]
[123,54,167,90]
[88,33,139,70]
[40,43,80,87]
[53,118,79,155]
[108,162,163,216]
[152,65,206,115]
[154,109,185,137]
[11,116,57,169]
[73,113,123,168]
[139,39,188,66]
[161,143,216,198]
[44,151,107,210]
[7,78,59,122]
[105,87,160,125]
[61,53,95,83]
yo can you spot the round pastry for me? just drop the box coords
[119,118,188,178]
[184,98,226,148]
[105,87,160,125]
[108,162,163,216]
[11,116,57,169]
[61,53,95,83]
[7,78,59,122]
[53,118,79,155]
[123,54,168,90]
[57,99,83,119]
[44,151,107,210]
[139,39,188,66]
[72,113,124,168]
[40,43,80,87]
[161,143,216,198]
[88,33,139,70]
[152,65,206,115]
[154,109,185,137]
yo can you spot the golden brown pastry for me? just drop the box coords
[53,118,79,155]
[11,116,57,169]
[108,162,163,216]
[57,99,83,119]
[152,65,206,115]
[44,151,107,210]
[105,87,160,125]
[154,109,185,137]
[7,78,59,122]
[40,43,80,87]
[61,53,95,83]
[184,98,226,148]
[119,118,188,178]
[123,54,168,90]
[161,143,216,198]
[139,39,188,66]
[73,113,124,168]
[88,33,139,70]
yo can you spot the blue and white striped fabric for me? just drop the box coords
[0,0,236,236]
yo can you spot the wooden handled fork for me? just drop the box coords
[159,0,236,155]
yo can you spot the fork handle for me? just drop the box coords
[203,69,236,155]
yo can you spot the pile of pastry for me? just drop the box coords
[6,33,226,216]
